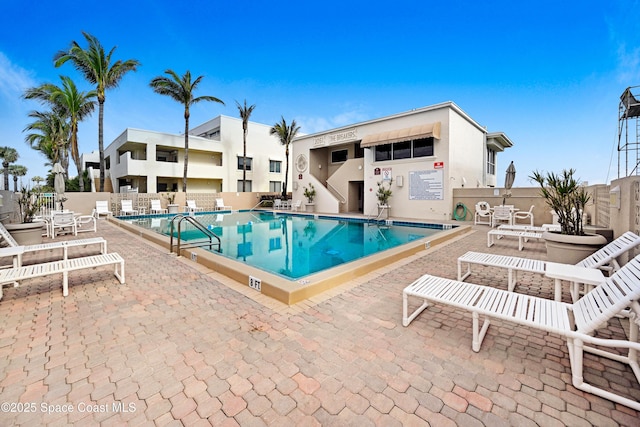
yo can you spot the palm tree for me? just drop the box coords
[24,76,96,192]
[24,110,70,174]
[150,70,224,192]
[54,32,140,191]
[32,176,45,192]
[9,165,27,192]
[236,100,256,192]
[269,117,300,198]
[0,147,18,191]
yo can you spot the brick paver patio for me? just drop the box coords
[0,220,638,426]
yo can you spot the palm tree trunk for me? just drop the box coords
[183,113,189,193]
[98,99,105,192]
[242,131,247,192]
[282,144,289,198]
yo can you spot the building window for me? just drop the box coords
[375,144,392,161]
[354,142,364,158]
[237,156,252,171]
[393,141,411,160]
[331,149,348,163]
[487,148,496,175]
[269,160,281,173]
[237,180,252,192]
[374,137,434,161]
[157,150,178,163]
[413,138,434,157]
[269,181,282,193]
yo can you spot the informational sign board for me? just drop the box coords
[381,168,392,181]
[409,169,444,200]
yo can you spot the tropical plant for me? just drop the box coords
[54,32,140,192]
[16,186,43,223]
[376,179,393,206]
[270,117,300,199]
[303,183,316,203]
[150,69,224,192]
[530,169,589,236]
[163,191,176,205]
[8,165,27,192]
[23,110,70,170]
[236,100,256,192]
[24,76,96,192]
[0,147,18,191]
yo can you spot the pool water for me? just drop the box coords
[126,211,446,280]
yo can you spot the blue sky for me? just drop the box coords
[1,0,639,188]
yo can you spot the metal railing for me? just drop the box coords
[169,214,221,255]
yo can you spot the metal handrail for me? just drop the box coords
[250,199,267,211]
[170,214,221,255]
[326,181,347,204]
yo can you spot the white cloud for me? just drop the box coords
[0,51,36,102]
[616,43,640,83]
[297,106,370,134]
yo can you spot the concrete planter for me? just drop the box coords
[542,231,608,265]
[167,204,179,214]
[305,203,315,213]
[5,222,44,246]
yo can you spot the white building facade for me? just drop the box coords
[100,115,290,193]
[290,102,513,221]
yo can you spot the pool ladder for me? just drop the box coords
[169,214,221,255]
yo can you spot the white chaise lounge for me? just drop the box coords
[403,254,640,411]
[459,231,640,292]
[215,198,232,211]
[0,252,125,300]
[487,229,542,251]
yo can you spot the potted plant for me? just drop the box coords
[163,191,179,214]
[376,179,393,218]
[303,183,316,212]
[5,187,45,245]
[530,169,606,264]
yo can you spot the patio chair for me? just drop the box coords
[513,204,535,227]
[51,212,77,239]
[403,254,640,411]
[491,205,513,227]
[474,201,492,226]
[120,200,138,216]
[273,199,282,209]
[94,201,113,219]
[459,231,640,293]
[76,215,97,233]
[215,198,232,211]
[150,199,168,214]
[184,200,203,213]
[291,200,302,212]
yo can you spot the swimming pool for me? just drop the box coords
[122,211,451,280]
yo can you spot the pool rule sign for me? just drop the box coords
[409,169,444,200]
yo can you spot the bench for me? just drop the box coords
[487,229,542,251]
[0,252,125,300]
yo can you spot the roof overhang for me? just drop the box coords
[486,132,514,152]
[360,122,441,148]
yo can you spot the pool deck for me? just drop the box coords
[0,219,639,425]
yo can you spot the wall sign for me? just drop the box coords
[409,169,444,200]
[434,161,444,169]
[381,168,392,181]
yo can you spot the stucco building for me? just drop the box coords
[88,115,290,194]
[290,102,513,221]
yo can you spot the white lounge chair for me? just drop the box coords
[513,204,535,227]
[291,200,302,212]
[0,252,125,300]
[487,229,542,251]
[75,215,97,233]
[474,201,492,226]
[150,199,167,214]
[94,201,113,219]
[403,254,640,411]
[184,200,203,213]
[120,200,138,216]
[51,212,77,239]
[215,198,232,211]
[273,199,282,209]
[459,231,640,293]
